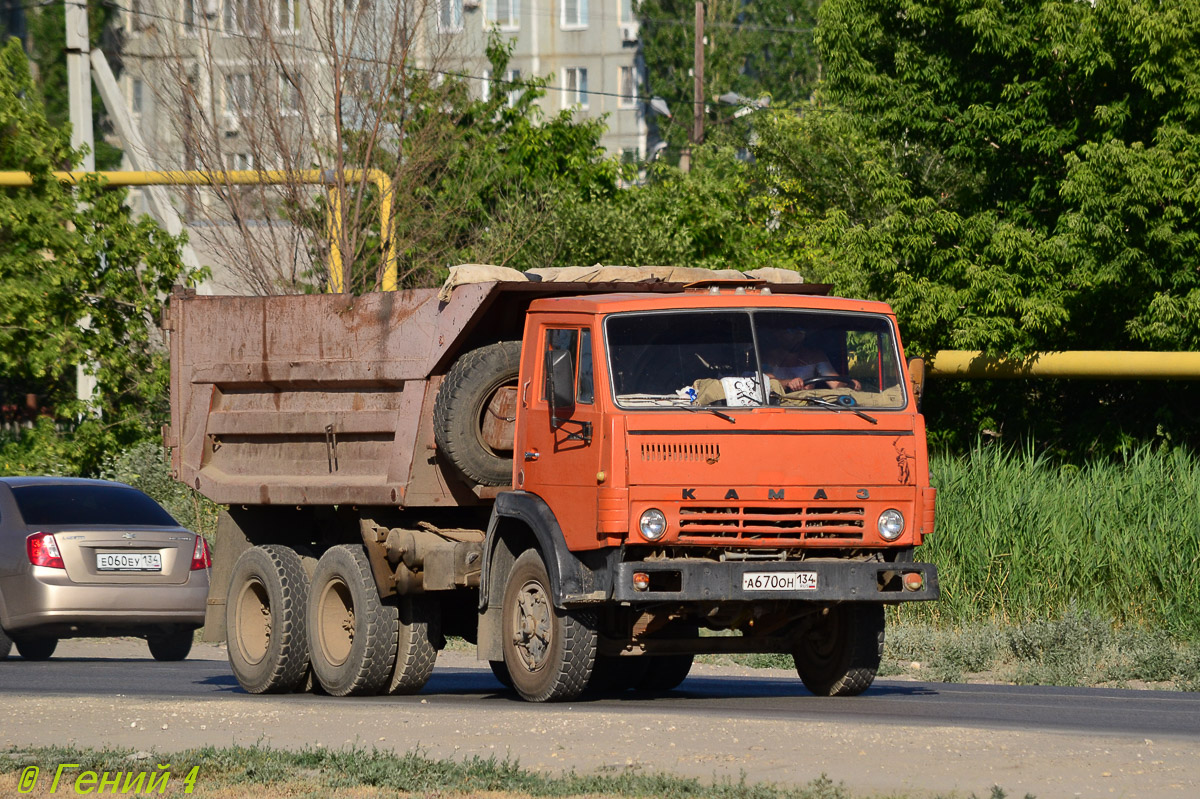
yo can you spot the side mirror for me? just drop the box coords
[907,357,925,411]
[545,348,576,421]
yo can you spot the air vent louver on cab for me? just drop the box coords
[640,442,720,463]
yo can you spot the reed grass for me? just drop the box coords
[904,445,1200,639]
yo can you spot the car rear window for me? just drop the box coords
[11,485,179,527]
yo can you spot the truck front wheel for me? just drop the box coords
[226,546,311,694]
[792,604,884,697]
[501,550,597,702]
[308,545,398,697]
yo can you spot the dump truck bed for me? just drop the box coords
[166,277,826,508]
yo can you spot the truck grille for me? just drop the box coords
[640,443,720,463]
[677,504,865,542]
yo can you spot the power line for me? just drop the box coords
[101,0,665,103]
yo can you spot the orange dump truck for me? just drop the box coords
[166,273,938,702]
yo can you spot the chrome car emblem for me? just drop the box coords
[122,533,136,539]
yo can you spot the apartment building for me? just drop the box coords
[121,0,647,173]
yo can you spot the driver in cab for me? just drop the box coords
[763,329,861,392]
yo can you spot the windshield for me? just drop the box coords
[606,309,906,411]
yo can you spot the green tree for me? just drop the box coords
[742,1,1200,450]
[0,39,201,474]
[640,0,822,154]
[24,3,122,169]
[812,0,1200,354]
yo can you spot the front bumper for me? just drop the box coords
[611,558,938,603]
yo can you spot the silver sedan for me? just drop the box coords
[0,477,209,661]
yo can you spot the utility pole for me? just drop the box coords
[693,0,705,147]
[65,0,94,171]
[680,1,704,173]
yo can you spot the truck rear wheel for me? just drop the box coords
[227,545,310,694]
[638,655,695,692]
[792,604,884,697]
[433,340,521,486]
[387,595,440,695]
[501,550,597,702]
[308,545,398,697]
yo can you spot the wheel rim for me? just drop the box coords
[799,610,843,668]
[476,380,518,458]
[234,578,271,666]
[511,578,552,672]
[317,578,355,667]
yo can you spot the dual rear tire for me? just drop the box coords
[226,544,440,697]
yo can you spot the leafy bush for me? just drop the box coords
[99,440,220,539]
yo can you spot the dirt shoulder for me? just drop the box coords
[2,639,1197,799]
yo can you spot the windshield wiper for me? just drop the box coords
[803,396,878,424]
[682,404,736,424]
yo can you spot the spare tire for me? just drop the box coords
[434,340,522,486]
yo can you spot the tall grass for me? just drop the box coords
[907,445,1200,639]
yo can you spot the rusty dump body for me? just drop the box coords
[167,277,940,702]
[167,281,742,507]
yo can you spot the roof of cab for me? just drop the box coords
[526,290,895,317]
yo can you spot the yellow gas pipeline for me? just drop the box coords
[0,169,397,292]
[929,350,1200,380]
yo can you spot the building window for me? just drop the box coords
[276,0,299,32]
[484,69,521,106]
[562,67,588,109]
[279,71,301,115]
[489,0,519,29]
[182,0,199,35]
[618,66,636,108]
[618,0,634,24]
[224,0,263,34]
[225,152,254,170]
[224,72,252,117]
[438,0,463,32]
[130,77,145,115]
[561,0,587,29]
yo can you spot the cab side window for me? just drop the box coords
[543,328,594,405]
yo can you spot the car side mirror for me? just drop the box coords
[907,357,925,411]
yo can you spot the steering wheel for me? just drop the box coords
[802,374,855,388]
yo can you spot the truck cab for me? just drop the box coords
[478,285,938,700]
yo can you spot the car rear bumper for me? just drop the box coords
[1,568,209,633]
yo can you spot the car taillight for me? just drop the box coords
[27,532,65,569]
[191,535,212,571]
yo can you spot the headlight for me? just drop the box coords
[878,509,905,541]
[639,508,667,541]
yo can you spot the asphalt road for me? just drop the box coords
[3,641,1200,798]
[2,645,1198,740]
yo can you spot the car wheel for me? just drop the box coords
[308,545,397,697]
[226,545,311,694]
[15,636,57,661]
[0,626,12,660]
[792,604,884,697]
[147,628,194,662]
[501,549,597,702]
